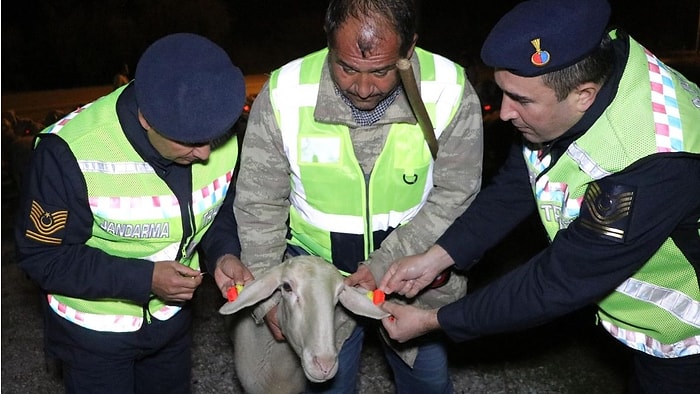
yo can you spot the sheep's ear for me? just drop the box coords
[338,285,390,319]
[218,265,285,315]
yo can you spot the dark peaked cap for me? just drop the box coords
[481,0,611,77]
[135,33,245,143]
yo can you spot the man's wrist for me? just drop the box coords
[426,245,455,271]
[426,308,441,332]
[216,253,236,267]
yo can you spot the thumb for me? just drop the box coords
[343,274,359,287]
[380,301,398,315]
[176,265,201,277]
[378,263,402,294]
[378,272,399,295]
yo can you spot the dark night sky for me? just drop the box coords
[2,0,698,92]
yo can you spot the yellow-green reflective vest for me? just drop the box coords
[269,48,464,267]
[41,87,238,331]
[524,32,700,346]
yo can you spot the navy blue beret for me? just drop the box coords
[481,0,611,77]
[135,33,245,143]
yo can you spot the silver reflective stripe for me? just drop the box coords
[601,320,700,358]
[47,294,143,332]
[565,142,611,180]
[616,277,700,327]
[289,191,419,232]
[78,160,156,174]
[418,51,461,135]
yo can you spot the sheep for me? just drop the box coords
[218,255,390,394]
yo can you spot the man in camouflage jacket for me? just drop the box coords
[233,0,483,392]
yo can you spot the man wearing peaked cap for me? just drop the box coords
[15,32,254,393]
[377,0,700,392]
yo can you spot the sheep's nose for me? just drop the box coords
[310,354,338,380]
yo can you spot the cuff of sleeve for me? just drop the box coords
[127,259,155,304]
[437,301,477,342]
[436,238,480,271]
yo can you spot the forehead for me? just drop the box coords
[495,70,551,98]
[331,17,401,68]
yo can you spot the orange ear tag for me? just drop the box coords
[227,284,245,302]
[367,289,385,305]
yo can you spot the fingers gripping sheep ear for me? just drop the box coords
[338,285,391,320]
[218,264,285,315]
[219,261,390,320]
[216,256,391,393]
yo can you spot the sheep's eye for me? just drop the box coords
[282,282,292,292]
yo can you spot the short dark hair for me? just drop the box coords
[324,0,417,58]
[543,34,615,102]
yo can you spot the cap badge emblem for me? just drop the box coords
[530,38,550,67]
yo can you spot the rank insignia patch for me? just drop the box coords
[579,180,635,242]
[25,200,68,245]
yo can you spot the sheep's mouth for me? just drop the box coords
[303,355,339,383]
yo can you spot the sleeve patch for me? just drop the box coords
[24,200,68,245]
[579,180,635,243]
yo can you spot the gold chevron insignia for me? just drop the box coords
[580,181,634,241]
[25,200,68,245]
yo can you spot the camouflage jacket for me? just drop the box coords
[234,50,484,366]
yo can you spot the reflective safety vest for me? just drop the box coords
[269,48,465,272]
[41,87,238,332]
[523,31,700,355]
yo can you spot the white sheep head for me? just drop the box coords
[218,255,389,383]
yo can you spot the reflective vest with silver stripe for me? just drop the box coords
[269,48,464,264]
[40,87,238,332]
[523,31,700,354]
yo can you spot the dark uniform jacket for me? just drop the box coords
[14,84,240,306]
[436,32,700,341]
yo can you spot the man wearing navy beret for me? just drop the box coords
[378,0,700,392]
[15,33,254,393]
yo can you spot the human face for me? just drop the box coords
[494,70,584,144]
[328,17,414,111]
[139,112,211,165]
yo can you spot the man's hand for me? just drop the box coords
[344,263,376,290]
[379,245,454,298]
[214,254,254,299]
[380,302,441,343]
[264,305,285,341]
[152,261,203,302]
